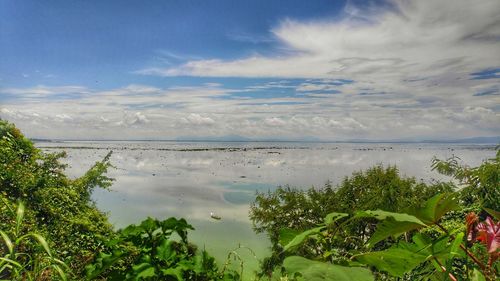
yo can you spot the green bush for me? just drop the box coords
[86,217,240,280]
[252,148,499,280]
[0,120,114,276]
[0,120,239,280]
[279,193,499,281]
[250,165,455,276]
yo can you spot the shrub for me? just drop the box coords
[86,217,240,280]
[250,165,454,276]
[0,120,114,276]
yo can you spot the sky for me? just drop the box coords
[0,0,499,141]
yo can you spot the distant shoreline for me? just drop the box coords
[32,138,500,145]
[34,142,498,153]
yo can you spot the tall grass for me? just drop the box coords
[0,201,68,280]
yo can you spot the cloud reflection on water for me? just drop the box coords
[39,141,494,270]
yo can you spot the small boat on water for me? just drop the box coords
[210,212,221,220]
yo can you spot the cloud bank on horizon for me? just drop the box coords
[0,0,499,140]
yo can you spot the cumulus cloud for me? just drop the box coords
[117,112,151,127]
[181,113,216,126]
[264,117,286,127]
[55,114,73,122]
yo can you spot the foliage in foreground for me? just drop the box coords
[0,201,68,280]
[0,120,235,280]
[86,217,239,280]
[0,120,114,276]
[252,149,499,280]
[1,119,498,280]
[250,165,455,276]
[279,193,499,280]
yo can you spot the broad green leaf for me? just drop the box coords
[367,219,424,247]
[86,251,124,279]
[412,232,432,248]
[139,217,159,234]
[283,226,324,252]
[409,233,458,261]
[161,217,194,243]
[483,207,500,220]
[120,225,143,238]
[162,217,182,231]
[156,239,175,262]
[354,248,427,277]
[324,212,348,225]
[450,232,464,257]
[162,261,193,280]
[356,210,425,224]
[283,256,374,281]
[429,258,444,273]
[162,217,194,232]
[161,267,184,280]
[193,252,207,274]
[410,193,459,225]
[355,210,425,247]
[471,268,486,281]
[131,263,156,280]
[279,228,301,247]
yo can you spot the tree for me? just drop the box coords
[250,165,455,277]
[0,120,114,276]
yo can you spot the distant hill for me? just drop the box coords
[342,136,500,144]
[30,135,499,144]
[175,135,253,142]
[175,135,322,142]
[420,136,500,144]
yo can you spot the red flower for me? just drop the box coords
[476,217,500,255]
[466,212,479,242]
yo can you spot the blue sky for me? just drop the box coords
[0,0,345,88]
[0,0,499,140]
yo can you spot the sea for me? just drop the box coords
[36,141,496,278]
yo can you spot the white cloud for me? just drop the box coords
[127,112,150,126]
[264,117,286,127]
[139,0,500,82]
[181,113,216,126]
[2,85,90,99]
[296,83,333,92]
[55,114,73,121]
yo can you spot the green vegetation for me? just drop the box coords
[0,120,237,280]
[0,201,68,280]
[86,217,239,280]
[0,120,114,278]
[250,150,499,280]
[272,192,499,280]
[1,119,498,280]
[249,166,455,276]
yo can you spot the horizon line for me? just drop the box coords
[30,137,500,144]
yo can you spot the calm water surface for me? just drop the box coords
[37,141,495,278]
